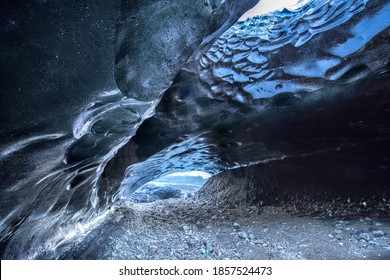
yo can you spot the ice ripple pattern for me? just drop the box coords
[199,0,389,103]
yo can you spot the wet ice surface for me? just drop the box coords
[1,0,390,259]
[200,0,388,102]
[0,91,156,259]
[66,90,153,164]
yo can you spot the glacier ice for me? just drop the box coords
[1,0,389,259]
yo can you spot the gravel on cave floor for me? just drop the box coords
[60,197,390,260]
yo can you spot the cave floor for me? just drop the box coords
[60,197,390,260]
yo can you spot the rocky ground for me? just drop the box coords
[60,196,390,260]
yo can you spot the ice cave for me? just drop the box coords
[0,0,389,259]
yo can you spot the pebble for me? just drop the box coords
[187,238,197,247]
[359,233,371,242]
[114,215,124,223]
[375,222,383,226]
[182,225,190,231]
[369,239,388,247]
[334,229,342,234]
[201,241,213,255]
[372,230,385,237]
[249,234,255,240]
[335,234,343,240]
[233,222,240,229]
[238,231,248,239]
[148,245,158,253]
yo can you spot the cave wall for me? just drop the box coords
[0,0,120,143]
[200,139,390,206]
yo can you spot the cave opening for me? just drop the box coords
[130,171,211,203]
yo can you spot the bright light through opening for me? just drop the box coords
[239,0,309,21]
[166,171,211,179]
